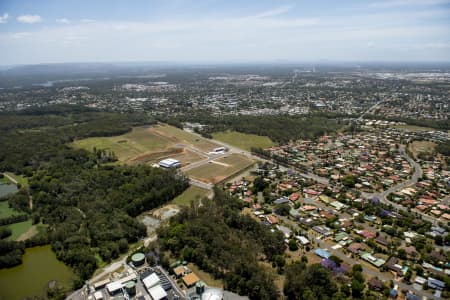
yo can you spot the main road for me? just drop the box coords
[356,100,385,122]
[168,125,436,299]
[184,128,437,224]
[187,131,330,185]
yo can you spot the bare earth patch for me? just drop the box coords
[17,225,38,241]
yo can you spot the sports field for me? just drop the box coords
[212,131,275,151]
[186,154,255,184]
[71,125,213,165]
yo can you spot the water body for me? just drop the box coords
[0,183,18,199]
[0,245,74,300]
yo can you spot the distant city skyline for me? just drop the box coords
[0,0,449,65]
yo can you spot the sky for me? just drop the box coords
[0,0,449,65]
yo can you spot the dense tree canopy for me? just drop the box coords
[158,188,286,299]
[436,141,450,156]
[0,106,189,285]
[169,112,343,143]
[284,261,339,300]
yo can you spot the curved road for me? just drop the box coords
[362,146,438,224]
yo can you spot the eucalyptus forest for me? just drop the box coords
[0,106,189,286]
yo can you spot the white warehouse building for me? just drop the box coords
[159,158,181,169]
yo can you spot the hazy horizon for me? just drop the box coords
[1,0,450,65]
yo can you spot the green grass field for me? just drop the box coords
[154,125,220,152]
[0,201,22,219]
[171,186,210,206]
[1,219,32,241]
[186,154,255,184]
[3,172,29,187]
[71,126,172,162]
[212,131,275,151]
[71,125,214,165]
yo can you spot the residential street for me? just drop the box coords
[279,215,436,300]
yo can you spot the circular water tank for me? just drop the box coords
[131,252,145,267]
[124,281,136,295]
[195,281,205,294]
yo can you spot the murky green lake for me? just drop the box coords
[0,183,18,199]
[0,245,74,300]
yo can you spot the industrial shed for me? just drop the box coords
[159,158,181,168]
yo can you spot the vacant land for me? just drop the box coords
[212,131,275,151]
[72,126,172,162]
[153,125,221,152]
[186,154,254,184]
[408,140,437,159]
[394,125,435,132]
[0,201,21,219]
[187,263,223,288]
[71,125,210,166]
[2,219,32,241]
[171,186,210,207]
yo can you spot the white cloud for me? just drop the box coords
[252,5,293,18]
[369,0,450,9]
[17,15,42,24]
[421,42,450,49]
[1,5,449,64]
[0,13,9,24]
[11,32,30,39]
[56,18,70,24]
[80,19,95,23]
